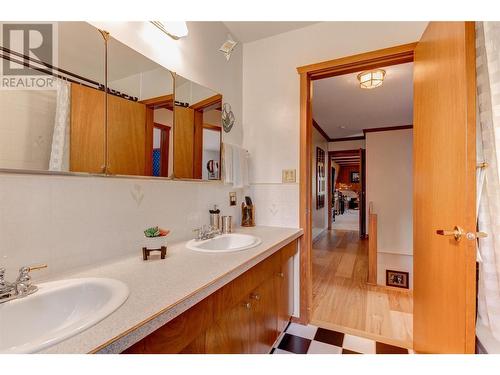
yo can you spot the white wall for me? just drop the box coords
[0,21,243,281]
[243,22,427,227]
[175,80,218,105]
[329,139,365,151]
[312,127,328,240]
[0,174,242,280]
[365,129,413,288]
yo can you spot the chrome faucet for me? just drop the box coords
[193,225,221,241]
[0,264,47,304]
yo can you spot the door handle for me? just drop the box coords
[465,231,488,240]
[436,226,464,241]
[436,226,488,242]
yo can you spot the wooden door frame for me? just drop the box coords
[140,94,174,176]
[153,123,171,177]
[190,96,223,179]
[296,42,416,324]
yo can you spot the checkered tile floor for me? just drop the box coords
[270,323,411,354]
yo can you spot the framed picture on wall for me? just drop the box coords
[386,270,409,289]
[316,147,325,209]
[350,171,360,183]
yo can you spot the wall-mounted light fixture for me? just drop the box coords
[151,21,188,40]
[219,37,238,61]
[357,69,386,89]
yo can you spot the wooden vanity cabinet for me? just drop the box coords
[123,240,297,354]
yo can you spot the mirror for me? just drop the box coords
[0,21,221,181]
[0,21,106,174]
[106,35,175,178]
[174,77,222,180]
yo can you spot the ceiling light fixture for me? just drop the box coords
[151,21,188,40]
[357,68,386,89]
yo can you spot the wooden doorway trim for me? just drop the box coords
[153,123,171,177]
[141,95,174,176]
[190,96,223,179]
[297,43,416,324]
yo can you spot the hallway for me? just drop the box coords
[332,208,359,231]
[312,230,413,349]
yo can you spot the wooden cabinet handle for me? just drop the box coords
[243,302,252,310]
[277,272,284,278]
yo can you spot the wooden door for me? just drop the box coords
[413,22,476,353]
[107,94,146,175]
[173,106,195,178]
[70,84,105,173]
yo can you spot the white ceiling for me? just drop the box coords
[312,62,414,139]
[222,22,318,43]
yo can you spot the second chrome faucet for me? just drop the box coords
[193,225,221,241]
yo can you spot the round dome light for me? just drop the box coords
[357,69,386,89]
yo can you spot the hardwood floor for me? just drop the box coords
[312,230,413,349]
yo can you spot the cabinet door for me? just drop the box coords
[277,241,297,333]
[107,94,146,175]
[277,258,292,333]
[250,278,279,354]
[204,300,251,354]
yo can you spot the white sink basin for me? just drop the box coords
[0,277,129,353]
[186,233,262,253]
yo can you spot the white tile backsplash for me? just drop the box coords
[248,183,299,227]
[0,173,242,281]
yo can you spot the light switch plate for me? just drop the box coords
[229,192,237,206]
[282,169,296,183]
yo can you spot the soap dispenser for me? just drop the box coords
[209,205,221,229]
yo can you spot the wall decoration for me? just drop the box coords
[222,103,235,133]
[130,184,145,207]
[206,159,219,180]
[386,270,409,289]
[350,171,360,183]
[316,147,326,209]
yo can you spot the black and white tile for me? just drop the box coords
[271,323,411,354]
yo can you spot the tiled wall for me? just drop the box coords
[0,173,242,281]
[248,183,299,227]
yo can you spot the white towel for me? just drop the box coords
[223,143,249,188]
[223,143,233,184]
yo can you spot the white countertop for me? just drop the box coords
[39,226,302,354]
